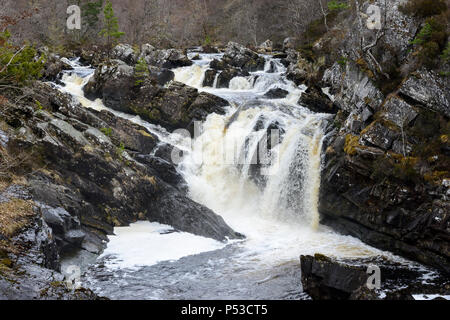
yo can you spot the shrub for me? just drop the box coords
[0,30,44,87]
[410,14,448,69]
[400,0,447,18]
[327,1,350,11]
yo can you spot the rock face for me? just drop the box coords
[300,254,450,300]
[286,0,450,276]
[314,1,450,274]
[2,82,242,261]
[0,186,99,300]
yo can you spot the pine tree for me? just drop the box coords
[99,1,124,56]
[82,0,104,37]
[134,58,149,86]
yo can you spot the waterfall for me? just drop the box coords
[56,54,398,300]
[172,54,328,231]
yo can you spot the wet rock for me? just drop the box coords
[263,88,289,99]
[188,92,229,124]
[203,69,218,87]
[147,181,244,242]
[216,68,241,88]
[83,59,135,104]
[286,59,308,86]
[40,205,85,249]
[210,59,227,70]
[298,86,338,114]
[222,42,265,73]
[42,54,73,81]
[301,254,449,300]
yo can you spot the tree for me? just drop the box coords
[0,10,44,90]
[318,0,349,31]
[99,0,124,55]
[82,0,104,39]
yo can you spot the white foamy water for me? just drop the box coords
[100,221,227,270]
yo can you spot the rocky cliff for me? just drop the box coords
[286,0,449,291]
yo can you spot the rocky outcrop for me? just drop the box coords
[0,186,99,300]
[84,61,229,132]
[42,55,74,82]
[111,44,138,65]
[399,69,450,118]
[263,88,289,99]
[307,0,450,275]
[300,254,450,300]
[318,60,450,275]
[298,86,338,114]
[222,42,266,73]
[140,46,193,69]
[258,40,273,53]
[2,82,242,256]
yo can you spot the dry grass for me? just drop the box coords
[0,198,35,238]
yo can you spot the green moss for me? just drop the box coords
[0,258,12,268]
[344,134,360,156]
[314,253,331,262]
[138,129,153,138]
[100,127,112,137]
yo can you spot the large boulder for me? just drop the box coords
[222,42,266,73]
[298,86,338,114]
[203,69,218,87]
[258,40,273,53]
[141,48,193,69]
[42,54,73,81]
[111,44,138,65]
[264,88,289,99]
[300,254,449,300]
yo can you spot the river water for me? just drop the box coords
[56,52,409,300]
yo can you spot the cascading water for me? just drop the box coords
[55,53,405,300]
